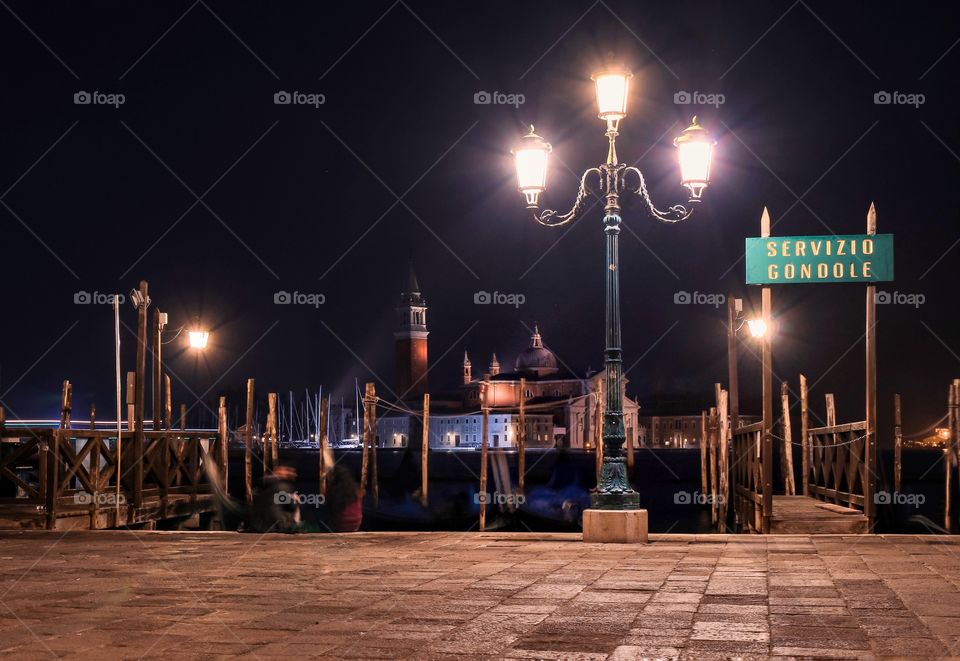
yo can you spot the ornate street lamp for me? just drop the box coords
[513,65,715,510]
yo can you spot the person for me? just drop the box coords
[248,465,302,533]
[320,447,362,532]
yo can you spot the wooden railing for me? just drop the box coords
[807,420,872,519]
[730,420,766,533]
[0,426,225,529]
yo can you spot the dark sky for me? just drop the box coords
[1,1,958,438]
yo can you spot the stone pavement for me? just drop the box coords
[1,531,960,660]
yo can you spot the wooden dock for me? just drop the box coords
[770,495,870,534]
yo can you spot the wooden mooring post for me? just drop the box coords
[518,378,526,493]
[244,378,254,505]
[894,393,902,494]
[480,375,490,531]
[780,381,796,496]
[717,388,729,530]
[800,374,809,496]
[700,410,708,495]
[218,396,228,490]
[760,208,774,534]
[594,379,603,484]
[709,404,718,525]
[133,280,148,509]
[360,383,377,505]
[319,395,329,496]
[421,393,429,506]
[864,202,878,527]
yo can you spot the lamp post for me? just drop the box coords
[727,296,770,431]
[513,65,715,510]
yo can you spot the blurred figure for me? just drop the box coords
[249,465,301,533]
[320,447,362,532]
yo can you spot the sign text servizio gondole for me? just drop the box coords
[745,234,894,285]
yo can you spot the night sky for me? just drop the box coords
[1,1,958,439]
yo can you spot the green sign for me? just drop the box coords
[745,234,894,285]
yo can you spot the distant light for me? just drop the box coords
[937,427,951,440]
[747,319,768,338]
[188,330,210,349]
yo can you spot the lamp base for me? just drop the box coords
[590,489,640,510]
[582,508,648,544]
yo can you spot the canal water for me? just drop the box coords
[227,447,957,534]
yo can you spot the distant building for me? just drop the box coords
[638,414,761,448]
[395,262,428,401]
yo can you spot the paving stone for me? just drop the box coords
[2,531,960,658]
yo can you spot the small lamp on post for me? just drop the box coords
[674,116,716,201]
[188,330,210,350]
[512,126,552,209]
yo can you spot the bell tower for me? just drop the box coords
[395,262,429,400]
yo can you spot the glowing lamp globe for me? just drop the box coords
[591,67,632,123]
[747,319,768,339]
[674,116,715,200]
[188,330,210,349]
[512,126,552,208]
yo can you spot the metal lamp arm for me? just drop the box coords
[532,167,602,227]
[622,166,696,224]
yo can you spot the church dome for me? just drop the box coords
[515,325,559,377]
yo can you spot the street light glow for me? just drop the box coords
[188,330,210,349]
[674,117,715,200]
[747,319,768,338]
[512,126,552,208]
[592,68,632,123]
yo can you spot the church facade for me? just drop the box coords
[380,266,640,450]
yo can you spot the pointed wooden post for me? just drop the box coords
[518,378,526,494]
[700,410,708,495]
[152,308,163,433]
[180,403,187,432]
[760,208,774,533]
[133,280,148,509]
[265,393,278,473]
[421,393,430,506]
[244,378,254,505]
[718,389,729,530]
[594,379,604,484]
[89,403,100,498]
[800,374,810,496]
[894,393,902,494]
[480,375,490,531]
[727,294,740,429]
[709,405,718,525]
[218,396,228,490]
[864,202,878,528]
[319,395,329,497]
[164,376,172,431]
[780,381,796,495]
[360,383,377,504]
